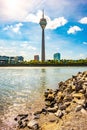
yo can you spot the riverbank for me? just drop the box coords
[14,71,87,130]
[0,65,87,67]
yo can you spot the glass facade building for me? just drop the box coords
[54,53,61,61]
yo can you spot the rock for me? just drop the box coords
[34,114,40,119]
[76,99,85,105]
[34,110,42,115]
[72,93,83,99]
[79,89,86,94]
[65,107,71,114]
[56,91,64,102]
[64,95,73,102]
[28,120,39,130]
[55,110,63,118]
[47,106,58,113]
[14,114,28,121]
[47,93,55,101]
[64,102,71,107]
[44,89,51,97]
[18,120,27,129]
[81,108,87,115]
[49,119,56,122]
[59,104,66,110]
[45,100,55,107]
[71,85,76,91]
[75,105,82,112]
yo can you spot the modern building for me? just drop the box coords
[34,55,39,61]
[0,56,24,64]
[54,53,61,61]
[39,10,47,62]
[0,56,9,64]
[9,56,24,64]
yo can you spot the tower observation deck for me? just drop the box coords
[39,10,47,62]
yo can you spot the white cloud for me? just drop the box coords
[27,46,36,50]
[21,43,36,50]
[25,10,67,29]
[0,0,86,23]
[0,0,43,22]
[0,39,37,60]
[79,17,87,24]
[3,23,23,33]
[46,17,67,29]
[67,26,82,34]
[83,42,87,45]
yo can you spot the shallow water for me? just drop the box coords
[0,66,87,129]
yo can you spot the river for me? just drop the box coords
[0,66,87,129]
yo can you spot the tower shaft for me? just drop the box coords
[39,10,47,62]
[42,29,45,61]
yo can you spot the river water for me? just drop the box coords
[0,66,87,129]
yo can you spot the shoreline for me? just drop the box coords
[14,71,87,130]
[0,65,87,67]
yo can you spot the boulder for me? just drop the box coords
[81,108,87,115]
[55,110,63,118]
[75,105,82,112]
[28,120,39,130]
[47,106,58,113]
[59,104,67,110]
[72,93,84,99]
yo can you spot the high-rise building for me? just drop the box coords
[39,10,47,62]
[54,53,61,61]
[34,55,39,61]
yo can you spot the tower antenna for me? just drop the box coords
[42,9,44,18]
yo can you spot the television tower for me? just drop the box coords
[39,10,47,62]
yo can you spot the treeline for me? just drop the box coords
[0,59,87,66]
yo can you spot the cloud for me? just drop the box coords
[3,23,23,33]
[0,0,86,23]
[46,17,67,29]
[0,39,37,60]
[83,42,87,45]
[25,10,67,29]
[67,26,82,34]
[0,0,44,22]
[20,43,36,50]
[79,17,87,24]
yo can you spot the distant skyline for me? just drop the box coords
[0,0,87,60]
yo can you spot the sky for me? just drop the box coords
[0,0,87,60]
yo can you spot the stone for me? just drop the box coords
[14,114,28,121]
[81,108,87,115]
[75,105,82,112]
[71,85,76,91]
[79,89,86,94]
[74,99,85,105]
[59,104,66,110]
[64,102,71,107]
[34,114,40,119]
[55,110,63,118]
[72,93,83,99]
[64,95,73,102]
[34,110,42,115]
[45,100,55,107]
[28,120,39,130]
[47,93,55,101]
[47,106,58,113]
[18,120,27,129]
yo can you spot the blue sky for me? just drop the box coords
[0,0,87,60]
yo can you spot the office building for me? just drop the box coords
[54,53,61,61]
[34,55,39,61]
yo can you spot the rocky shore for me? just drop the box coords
[14,71,87,130]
